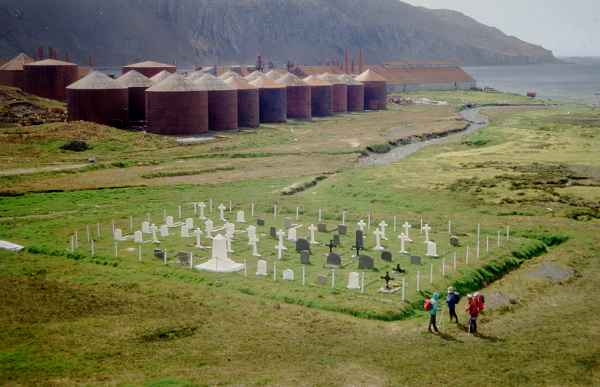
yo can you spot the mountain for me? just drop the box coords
[0,0,558,67]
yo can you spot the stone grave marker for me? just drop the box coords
[257,218,265,226]
[347,272,360,289]
[337,224,347,235]
[154,248,164,260]
[381,251,393,262]
[326,253,341,267]
[159,225,169,237]
[176,252,190,266]
[426,241,439,257]
[317,223,327,233]
[317,274,328,285]
[300,251,311,265]
[410,255,422,265]
[282,269,294,281]
[185,218,194,229]
[333,234,341,247]
[134,231,143,244]
[270,226,277,239]
[256,259,268,276]
[296,238,311,253]
[284,217,292,229]
[358,255,374,270]
[236,210,246,223]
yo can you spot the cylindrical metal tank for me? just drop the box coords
[116,70,153,123]
[224,77,260,128]
[355,69,387,110]
[0,53,34,89]
[145,73,209,135]
[122,61,176,78]
[23,59,79,101]
[193,74,238,131]
[303,75,333,117]
[277,73,311,120]
[66,71,128,127]
[318,73,348,113]
[338,74,365,112]
[249,77,287,123]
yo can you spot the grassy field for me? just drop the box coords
[1,89,599,385]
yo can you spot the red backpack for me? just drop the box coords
[424,299,432,311]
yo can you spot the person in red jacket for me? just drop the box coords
[466,294,480,334]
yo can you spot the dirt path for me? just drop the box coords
[0,163,90,176]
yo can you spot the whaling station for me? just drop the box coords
[0,48,476,135]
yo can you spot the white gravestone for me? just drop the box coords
[256,259,268,276]
[142,221,151,234]
[426,240,438,257]
[357,219,366,232]
[113,228,123,241]
[218,203,226,221]
[379,220,389,240]
[134,230,143,244]
[402,222,413,241]
[151,225,160,243]
[373,228,385,251]
[181,224,191,238]
[198,202,207,219]
[194,228,206,248]
[283,269,294,281]
[308,224,318,245]
[250,235,261,257]
[236,210,246,223]
[287,226,301,242]
[225,222,236,240]
[159,225,169,237]
[423,224,432,243]
[347,272,361,289]
[204,219,214,239]
[247,225,257,245]
[194,234,244,272]
[166,216,175,227]
[185,218,194,229]
[398,233,410,254]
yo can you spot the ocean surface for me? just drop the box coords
[464,63,600,105]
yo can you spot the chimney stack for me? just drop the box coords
[344,48,349,73]
[358,48,364,73]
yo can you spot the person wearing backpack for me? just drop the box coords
[426,292,440,333]
[466,294,480,334]
[446,286,460,323]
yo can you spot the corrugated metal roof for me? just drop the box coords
[193,74,235,91]
[265,69,288,80]
[337,74,363,85]
[116,70,153,88]
[123,60,175,69]
[67,71,126,90]
[355,69,386,82]
[303,75,332,86]
[147,73,206,92]
[318,73,345,84]
[368,65,475,85]
[245,71,265,81]
[277,73,308,86]
[249,77,286,89]
[150,70,173,83]
[0,53,34,71]
[25,59,77,67]
[224,77,257,90]
[219,70,242,80]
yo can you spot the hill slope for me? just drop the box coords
[0,0,557,66]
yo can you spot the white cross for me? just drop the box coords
[318,208,323,222]
[422,224,432,242]
[218,203,226,221]
[379,220,388,240]
[250,235,261,257]
[342,210,346,226]
[247,225,257,245]
[204,219,214,239]
[402,222,412,241]
[273,204,278,218]
[398,233,410,254]
[197,202,207,219]
[195,228,206,248]
[151,224,160,243]
[276,242,285,260]
[357,220,366,232]
[308,224,318,244]
[373,228,384,251]
[276,229,287,250]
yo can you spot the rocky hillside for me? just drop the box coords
[0,0,558,66]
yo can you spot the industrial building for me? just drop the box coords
[249,77,287,123]
[303,75,333,117]
[224,76,260,128]
[122,61,176,78]
[370,62,476,92]
[23,59,79,101]
[278,73,311,120]
[117,70,153,123]
[0,53,34,89]
[193,74,238,131]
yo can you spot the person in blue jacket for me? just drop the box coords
[428,292,440,333]
[446,286,460,323]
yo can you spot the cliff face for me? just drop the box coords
[0,0,558,66]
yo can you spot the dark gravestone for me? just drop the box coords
[300,251,311,265]
[337,225,347,235]
[333,234,341,247]
[410,255,422,265]
[358,255,374,270]
[296,238,311,253]
[393,264,406,274]
[257,219,265,226]
[270,226,277,239]
[355,230,364,249]
[176,252,190,266]
[381,251,392,262]
[318,223,327,233]
[450,235,460,247]
[326,253,341,267]
[154,248,164,260]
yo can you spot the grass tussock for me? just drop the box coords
[141,166,235,179]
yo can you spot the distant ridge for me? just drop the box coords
[0,0,558,66]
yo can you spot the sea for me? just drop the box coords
[464,62,600,105]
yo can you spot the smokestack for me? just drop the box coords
[344,48,349,74]
[358,48,364,73]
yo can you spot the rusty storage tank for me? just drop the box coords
[66,71,128,127]
[219,70,241,80]
[116,70,153,123]
[0,53,34,89]
[150,70,172,84]
[122,61,176,78]
[224,77,260,128]
[245,71,265,82]
[303,75,333,117]
[277,73,311,120]
[249,77,287,123]
[355,69,387,110]
[193,74,238,131]
[145,73,209,135]
[338,74,364,112]
[318,73,347,113]
[23,59,79,101]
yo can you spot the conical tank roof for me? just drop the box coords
[278,73,308,86]
[146,73,206,92]
[0,53,34,71]
[303,75,332,86]
[150,70,172,83]
[318,73,345,84]
[25,58,77,67]
[116,69,153,88]
[193,74,235,91]
[224,77,257,90]
[123,60,175,69]
[355,69,386,82]
[265,69,288,80]
[337,74,363,85]
[219,70,241,80]
[249,77,286,89]
[67,71,126,90]
[245,71,265,81]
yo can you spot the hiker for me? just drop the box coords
[426,292,440,333]
[466,294,480,334]
[446,287,460,323]
[474,292,486,314]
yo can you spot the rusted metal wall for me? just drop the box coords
[67,89,128,127]
[146,90,209,135]
[331,84,348,113]
[24,63,79,101]
[258,88,287,123]
[0,70,24,89]
[363,82,387,110]
[286,85,311,120]
[237,89,260,128]
[309,85,333,117]
[208,89,238,130]
[346,84,365,112]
